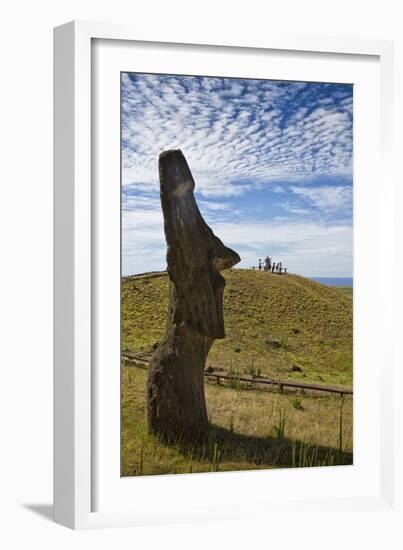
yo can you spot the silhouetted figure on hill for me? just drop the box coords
[258,259,262,270]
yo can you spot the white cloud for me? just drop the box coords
[121,75,353,277]
[290,185,352,212]
[213,219,352,277]
[121,75,353,198]
[122,202,352,277]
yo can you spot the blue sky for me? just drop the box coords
[121,73,353,277]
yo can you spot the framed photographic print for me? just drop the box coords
[54,21,397,530]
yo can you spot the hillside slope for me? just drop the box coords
[122,269,353,386]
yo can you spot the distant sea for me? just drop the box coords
[309,277,353,287]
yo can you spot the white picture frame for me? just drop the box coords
[54,20,398,531]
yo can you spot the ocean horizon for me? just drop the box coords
[309,277,353,287]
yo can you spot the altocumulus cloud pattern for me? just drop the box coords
[121,73,353,278]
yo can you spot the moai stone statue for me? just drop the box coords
[147,150,240,443]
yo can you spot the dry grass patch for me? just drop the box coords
[121,366,352,476]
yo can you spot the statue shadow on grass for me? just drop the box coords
[176,423,353,469]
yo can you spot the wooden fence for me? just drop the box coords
[121,350,352,397]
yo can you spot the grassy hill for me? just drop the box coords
[122,269,353,386]
[121,269,353,476]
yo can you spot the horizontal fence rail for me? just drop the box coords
[121,350,353,397]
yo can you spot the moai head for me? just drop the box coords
[159,150,240,339]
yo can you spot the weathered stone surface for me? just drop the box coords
[147,150,240,443]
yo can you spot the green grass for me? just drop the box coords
[121,269,353,476]
[122,269,353,386]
